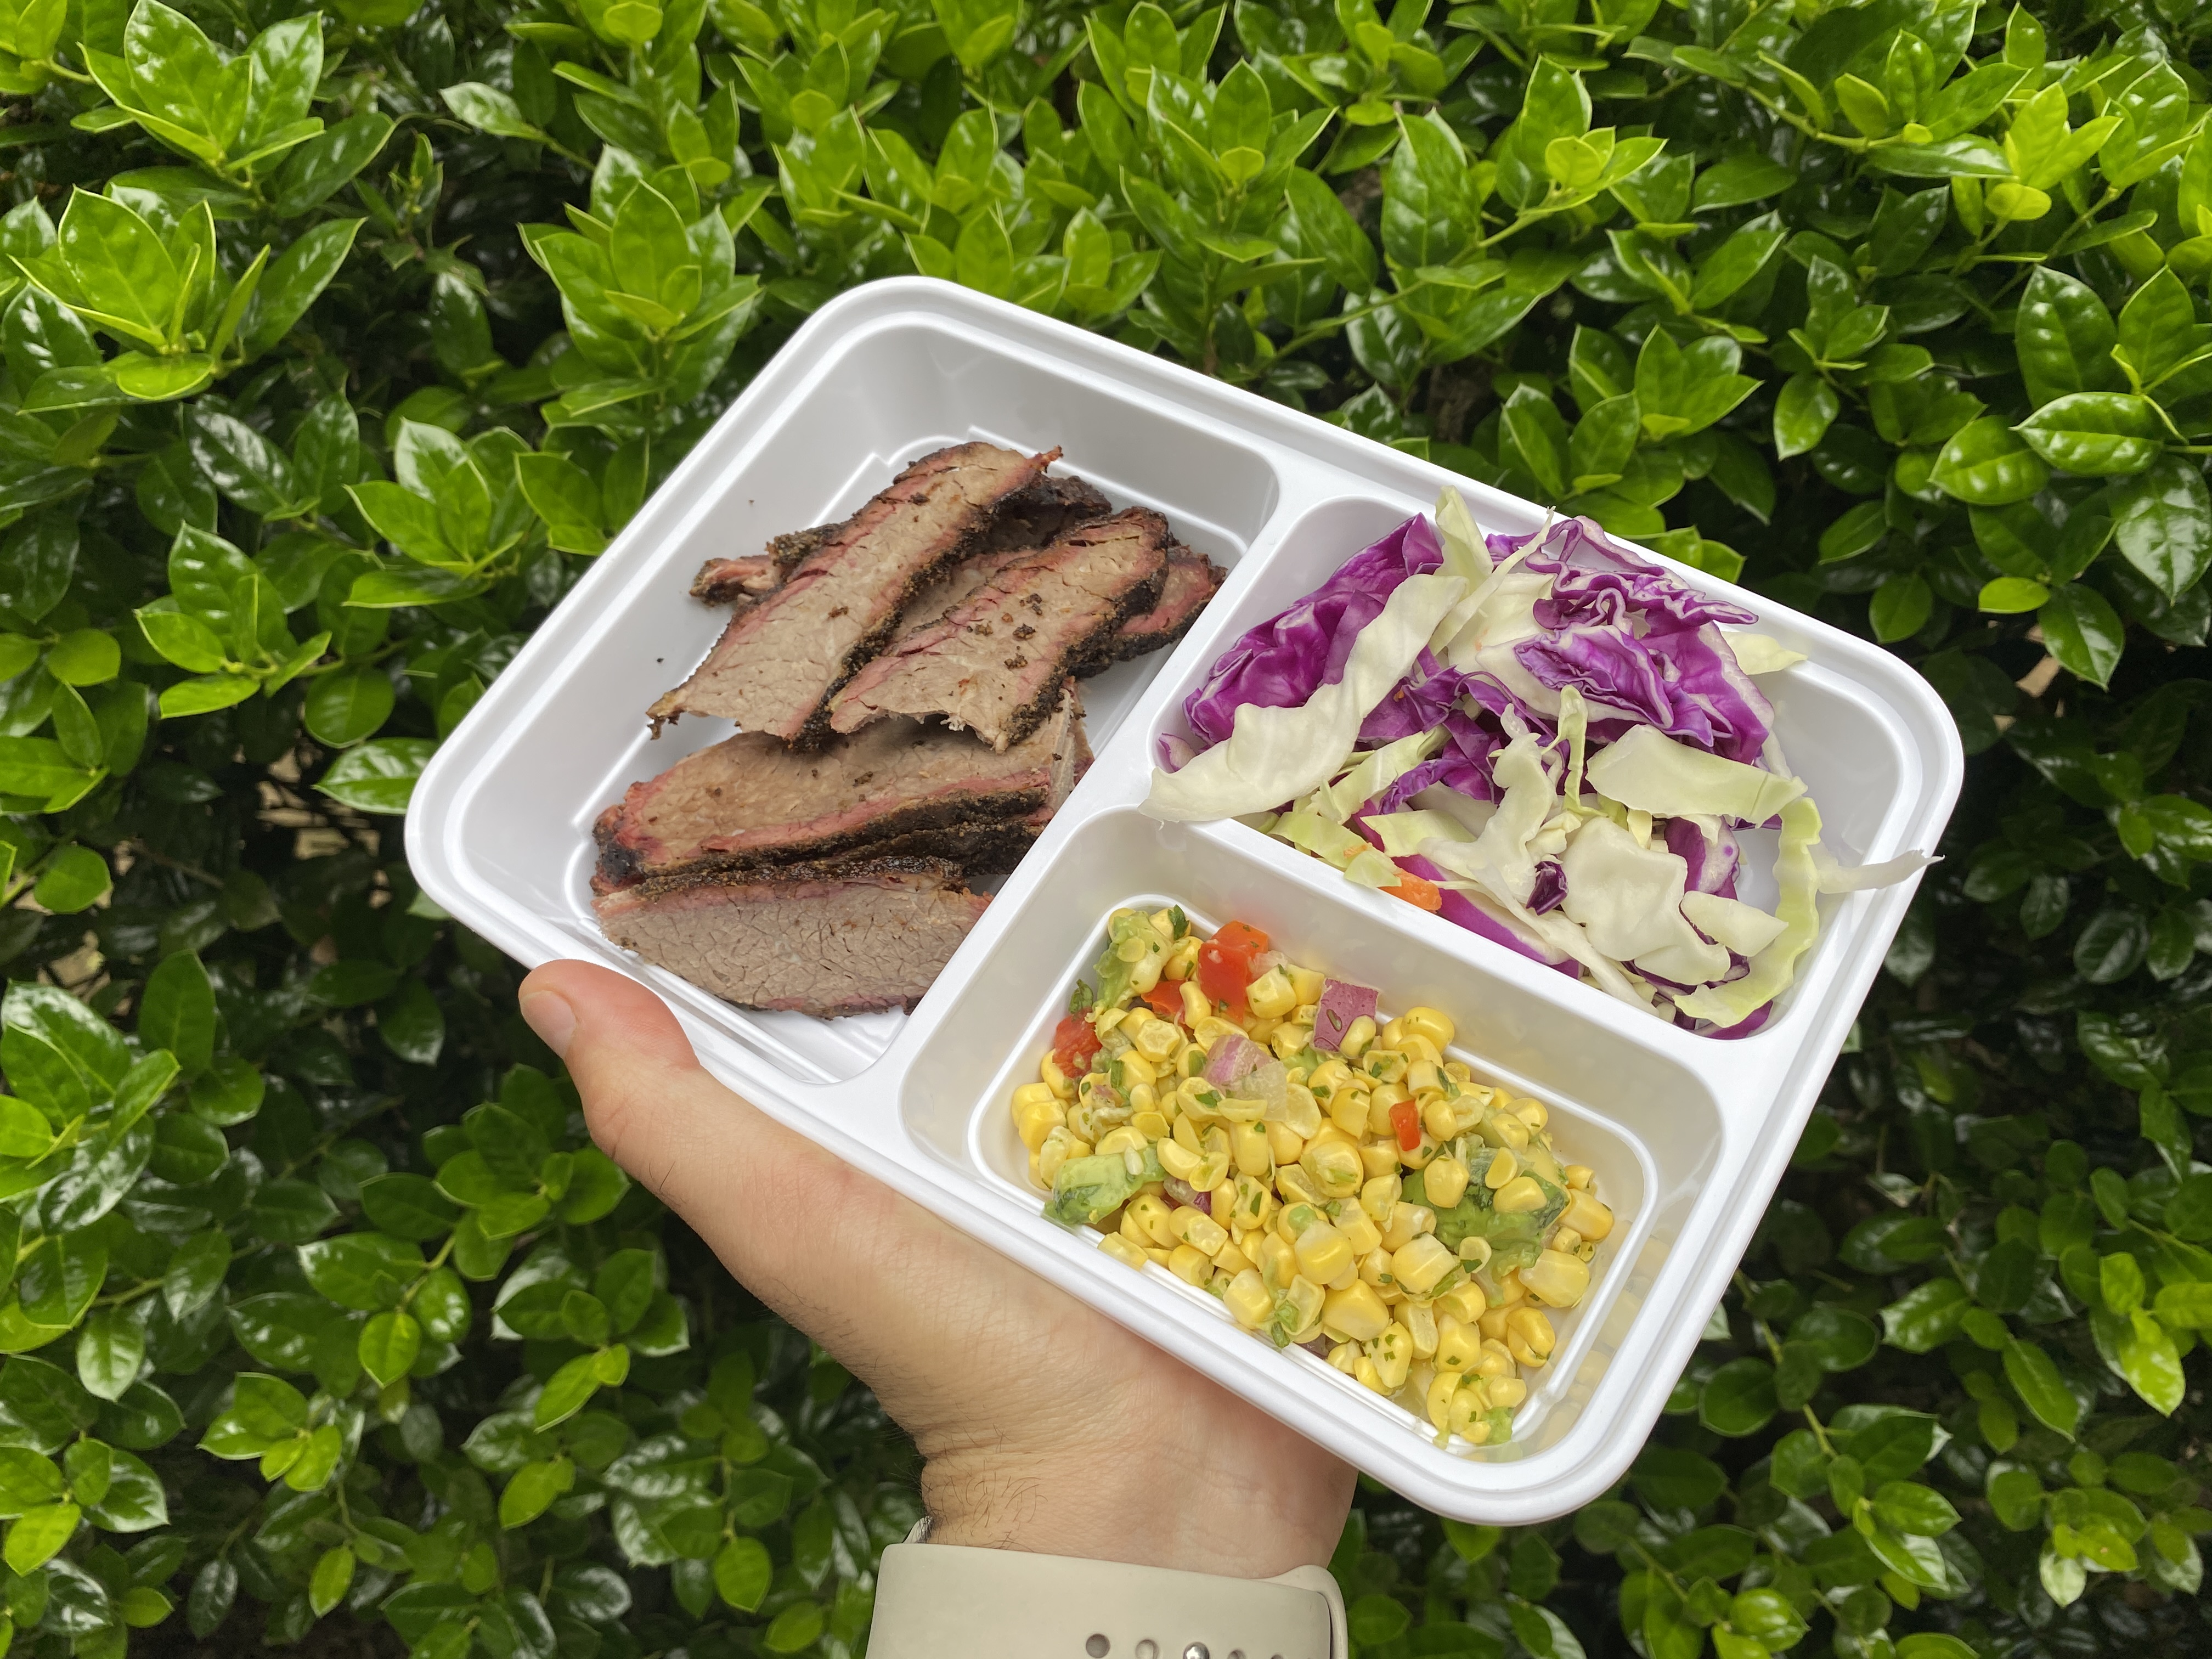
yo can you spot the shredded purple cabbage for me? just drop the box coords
[1666,816,1741,900]
[1184,513,1441,746]
[1527,860,1566,913]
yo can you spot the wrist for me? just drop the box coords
[918,1439,1347,1580]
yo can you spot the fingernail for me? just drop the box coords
[520,989,576,1058]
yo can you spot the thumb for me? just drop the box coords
[516,959,900,1339]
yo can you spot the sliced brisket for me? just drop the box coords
[650,442,1057,742]
[827,509,1171,751]
[1086,541,1225,670]
[595,685,1087,890]
[595,856,989,1017]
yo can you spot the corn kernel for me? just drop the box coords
[1322,1281,1391,1341]
[1167,1243,1211,1286]
[1403,1006,1454,1047]
[1565,1164,1594,1190]
[1131,1109,1170,1143]
[1168,1206,1229,1255]
[1365,1081,1409,1137]
[1392,1235,1456,1296]
[1506,1307,1556,1367]
[1228,1175,1274,1231]
[1294,1220,1355,1284]
[1117,1049,1159,1088]
[1421,1096,1458,1143]
[1379,1203,1431,1251]
[1246,1015,1280,1048]
[1178,980,1210,1025]
[1360,1172,1402,1221]
[1256,1233,1297,1291]
[1336,1210,1382,1256]
[1338,1015,1376,1058]
[1224,1269,1272,1328]
[1426,1369,1462,1430]
[1435,1282,1485,1325]
[1399,1134,1437,1171]
[1485,1111,1530,1151]
[1474,1339,1514,1379]
[1350,1355,1386,1394]
[1229,1120,1272,1180]
[1099,1233,1147,1269]
[1096,1125,1147,1158]
[1487,1375,1528,1409]
[1447,1383,1489,1441]
[1143,1246,1172,1266]
[1276,1165,1324,1207]
[1243,966,1295,1019]
[1423,1155,1470,1209]
[1266,1122,1306,1166]
[1212,1237,1248,1276]
[1013,1096,1065,1150]
[1560,1189,1614,1241]
[1327,1087,1369,1137]
[1477,1304,1512,1342]
[1358,1141,1400,1179]
[1356,1243,1392,1285]
[1280,1277,1326,1341]
[1493,1175,1547,1213]
[1515,1099,1548,1130]
[1012,1080,1058,1112]
[1380,1015,1408,1048]
[1484,1148,1520,1189]
[1307,1057,1352,1096]
[1522,1249,1591,1308]
[1039,1052,1075,1099]
[1127,1193,1176,1248]
[1155,1138,1202,1182]
[1434,1312,1480,1373]
[1286,963,1325,1005]
[1193,1015,1242,1050]
[1301,1139,1364,1199]
[1271,1023,1312,1060]
[1551,1228,1583,1255]
[1369,1323,1413,1391]
[1327,1341,1360,1375]
[1403,1299,1438,1358]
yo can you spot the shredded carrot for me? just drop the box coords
[1384,873,1443,912]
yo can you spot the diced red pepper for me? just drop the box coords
[1384,872,1442,912]
[1051,1015,1101,1073]
[1214,919,1271,955]
[1195,939,1254,1017]
[1390,1098,1422,1152]
[1140,980,1184,1020]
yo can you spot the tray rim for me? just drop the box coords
[406,275,1965,1522]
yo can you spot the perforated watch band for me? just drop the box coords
[866,1523,1345,1659]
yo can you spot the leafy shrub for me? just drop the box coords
[0,0,2198,1654]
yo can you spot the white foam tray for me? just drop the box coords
[408,277,1962,1524]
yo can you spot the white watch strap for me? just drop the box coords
[868,1525,1346,1659]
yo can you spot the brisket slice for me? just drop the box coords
[694,471,1108,622]
[1082,541,1225,672]
[827,509,1171,751]
[593,685,1088,891]
[595,856,989,1018]
[649,442,1057,743]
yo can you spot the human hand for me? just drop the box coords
[518,959,1355,1578]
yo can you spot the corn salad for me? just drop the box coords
[1018,906,1618,1448]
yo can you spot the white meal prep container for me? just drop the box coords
[408,276,1963,1523]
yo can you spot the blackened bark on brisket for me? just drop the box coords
[648,442,1058,743]
[1080,541,1225,672]
[827,509,1171,751]
[592,686,1087,891]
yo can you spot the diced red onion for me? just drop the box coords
[1163,1178,1210,1214]
[1313,979,1378,1049]
[1203,1034,1261,1086]
[1300,1336,1333,1357]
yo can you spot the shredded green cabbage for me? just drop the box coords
[1274,804,1370,867]
[1319,727,1446,824]
[1143,574,1469,822]
[1362,809,1478,859]
[1436,487,1491,584]
[1680,890,1787,956]
[1344,848,1403,888]
[1583,724,1806,823]
[1726,632,1808,674]
[1558,816,1726,981]
[1676,797,1824,1027]
[1813,846,1938,892]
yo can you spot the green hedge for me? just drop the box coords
[0,0,2198,1653]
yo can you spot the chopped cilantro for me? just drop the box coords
[1169,905,1189,939]
[1066,979,1096,1015]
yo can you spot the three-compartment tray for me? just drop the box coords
[407,276,1963,1524]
